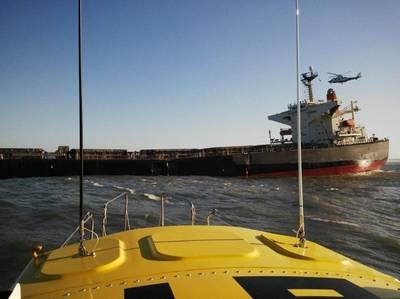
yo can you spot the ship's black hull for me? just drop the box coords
[0,140,389,179]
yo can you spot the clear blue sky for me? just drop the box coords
[1,0,399,158]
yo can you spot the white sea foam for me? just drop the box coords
[143,193,173,204]
[144,193,160,201]
[377,169,397,173]
[351,171,376,177]
[113,185,135,194]
[66,177,72,181]
[113,185,125,190]
[327,187,339,191]
[93,182,104,187]
[308,217,360,228]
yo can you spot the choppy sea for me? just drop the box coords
[0,162,399,289]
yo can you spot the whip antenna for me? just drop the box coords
[78,0,89,256]
[295,0,305,247]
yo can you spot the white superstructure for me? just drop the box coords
[268,67,369,146]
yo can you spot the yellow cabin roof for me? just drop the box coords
[18,225,400,298]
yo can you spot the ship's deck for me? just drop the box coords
[18,225,400,298]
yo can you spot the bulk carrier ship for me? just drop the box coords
[0,67,389,178]
[157,67,389,177]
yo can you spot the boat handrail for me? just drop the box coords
[60,211,95,247]
[102,193,230,229]
[102,192,131,236]
[206,208,232,226]
[159,195,165,226]
[61,192,235,249]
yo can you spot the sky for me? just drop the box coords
[0,0,399,158]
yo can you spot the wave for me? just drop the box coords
[327,187,339,191]
[83,179,104,187]
[308,217,360,228]
[381,170,399,173]
[144,193,160,201]
[113,185,135,194]
[351,171,377,177]
[143,193,173,204]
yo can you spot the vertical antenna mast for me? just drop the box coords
[78,0,89,256]
[295,0,305,247]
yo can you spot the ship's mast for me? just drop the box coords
[301,66,318,103]
[78,0,89,256]
[295,0,305,247]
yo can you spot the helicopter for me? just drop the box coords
[328,71,361,84]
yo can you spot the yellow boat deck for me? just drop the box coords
[18,225,400,298]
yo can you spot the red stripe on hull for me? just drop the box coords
[247,159,387,178]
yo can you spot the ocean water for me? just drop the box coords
[0,162,399,289]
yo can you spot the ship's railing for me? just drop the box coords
[100,192,203,234]
[60,193,132,247]
[334,137,382,146]
[206,208,232,226]
[102,192,130,236]
[287,100,308,110]
[60,192,234,249]
[60,211,96,247]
